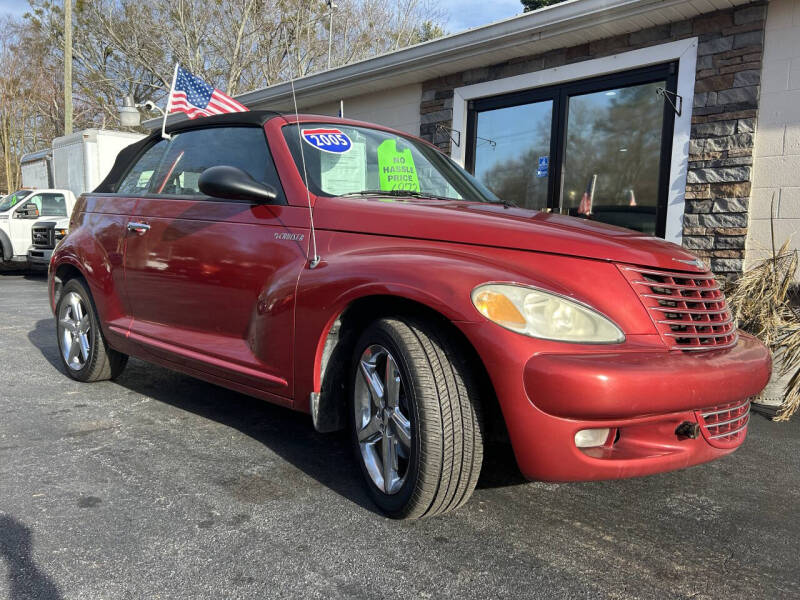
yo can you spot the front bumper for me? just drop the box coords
[457,323,771,482]
[27,247,54,267]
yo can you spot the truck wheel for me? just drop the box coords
[56,278,128,382]
[350,317,483,519]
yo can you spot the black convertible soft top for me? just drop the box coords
[95,110,283,193]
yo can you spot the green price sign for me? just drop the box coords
[377,139,420,193]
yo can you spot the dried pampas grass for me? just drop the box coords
[726,240,800,420]
[773,321,800,421]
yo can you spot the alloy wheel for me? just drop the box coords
[354,344,413,495]
[58,291,91,371]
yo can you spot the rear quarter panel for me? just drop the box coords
[51,194,138,352]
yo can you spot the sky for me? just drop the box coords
[0,0,525,32]
[0,0,26,17]
[441,0,524,33]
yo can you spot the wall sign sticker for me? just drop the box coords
[302,128,352,153]
[537,156,549,178]
[321,138,367,195]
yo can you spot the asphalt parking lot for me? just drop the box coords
[1,272,799,599]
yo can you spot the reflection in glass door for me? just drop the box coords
[466,63,677,238]
[472,100,553,210]
[561,81,666,235]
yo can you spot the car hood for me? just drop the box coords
[314,196,706,273]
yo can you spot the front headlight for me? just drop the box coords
[471,283,625,343]
[54,228,68,240]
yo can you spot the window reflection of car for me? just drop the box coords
[49,112,770,519]
[567,205,657,235]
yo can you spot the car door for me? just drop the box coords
[123,125,309,400]
[88,139,170,349]
[9,199,38,254]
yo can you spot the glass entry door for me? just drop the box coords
[466,63,678,237]
[472,100,553,210]
[561,81,666,235]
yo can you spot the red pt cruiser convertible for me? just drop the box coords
[49,112,771,518]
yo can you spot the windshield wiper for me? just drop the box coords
[340,189,452,200]
[340,189,516,208]
[490,199,517,209]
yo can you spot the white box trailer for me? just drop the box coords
[50,129,144,198]
[13,129,143,268]
[20,149,54,189]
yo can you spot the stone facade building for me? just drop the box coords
[197,0,799,280]
[417,3,767,276]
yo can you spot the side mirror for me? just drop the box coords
[198,165,278,204]
[16,203,39,219]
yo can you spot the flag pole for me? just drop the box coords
[162,63,179,140]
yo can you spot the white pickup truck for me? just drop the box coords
[0,189,76,266]
[16,129,144,269]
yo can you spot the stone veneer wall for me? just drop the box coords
[419,3,767,278]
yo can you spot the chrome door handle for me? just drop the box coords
[127,222,150,234]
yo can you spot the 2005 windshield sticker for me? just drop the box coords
[377,139,420,192]
[301,128,352,153]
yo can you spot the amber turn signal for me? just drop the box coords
[473,290,527,326]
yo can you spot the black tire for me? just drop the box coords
[55,278,128,382]
[350,317,483,519]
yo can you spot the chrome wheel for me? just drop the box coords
[354,344,413,495]
[58,291,91,371]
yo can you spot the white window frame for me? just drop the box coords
[450,37,698,244]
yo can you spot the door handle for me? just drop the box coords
[127,222,150,235]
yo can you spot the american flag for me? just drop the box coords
[168,65,248,119]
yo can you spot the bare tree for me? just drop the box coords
[0,0,445,190]
[0,14,70,191]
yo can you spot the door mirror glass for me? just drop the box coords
[15,202,40,219]
[198,165,278,204]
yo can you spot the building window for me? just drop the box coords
[466,63,678,237]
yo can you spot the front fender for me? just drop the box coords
[291,230,657,414]
[292,240,506,415]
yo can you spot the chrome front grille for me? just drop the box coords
[696,399,750,449]
[619,265,737,351]
[31,225,55,249]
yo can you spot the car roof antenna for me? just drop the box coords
[284,26,321,269]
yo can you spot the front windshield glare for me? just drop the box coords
[0,190,31,212]
[282,123,504,204]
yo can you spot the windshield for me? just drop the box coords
[0,190,32,212]
[282,123,504,204]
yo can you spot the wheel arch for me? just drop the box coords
[309,293,499,435]
[49,226,128,329]
[52,262,85,306]
[0,228,12,261]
